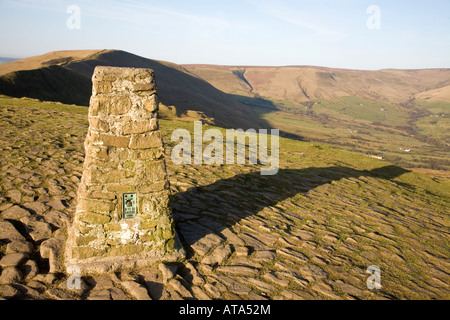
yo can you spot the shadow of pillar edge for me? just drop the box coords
[171,165,411,254]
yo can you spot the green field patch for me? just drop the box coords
[415,100,450,114]
[316,96,387,123]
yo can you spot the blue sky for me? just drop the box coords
[0,0,449,69]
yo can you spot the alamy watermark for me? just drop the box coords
[66,264,81,290]
[366,5,381,30]
[66,5,81,30]
[366,265,382,290]
[171,121,279,175]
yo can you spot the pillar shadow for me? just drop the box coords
[170,165,411,257]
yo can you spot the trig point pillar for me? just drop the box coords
[65,66,185,274]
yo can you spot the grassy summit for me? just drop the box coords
[0,96,448,299]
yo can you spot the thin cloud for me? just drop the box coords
[2,0,234,30]
[254,2,348,42]
[1,0,66,12]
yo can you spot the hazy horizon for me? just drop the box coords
[0,0,449,70]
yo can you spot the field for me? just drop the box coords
[0,96,449,300]
[184,64,450,176]
[239,95,450,176]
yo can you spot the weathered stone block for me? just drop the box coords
[141,220,157,229]
[157,216,173,232]
[162,228,175,240]
[76,235,97,246]
[106,238,121,246]
[89,117,109,132]
[133,148,164,160]
[100,134,130,148]
[85,132,100,146]
[109,96,132,115]
[87,169,126,185]
[78,199,115,213]
[110,245,144,257]
[138,181,168,193]
[104,222,122,232]
[139,234,155,242]
[93,71,117,82]
[106,185,136,192]
[89,191,117,200]
[86,145,109,160]
[147,190,170,208]
[165,239,175,251]
[72,247,107,260]
[145,160,167,182]
[110,148,130,161]
[97,147,109,159]
[84,157,116,169]
[90,96,109,116]
[94,81,112,94]
[129,131,163,149]
[78,212,111,225]
[122,160,135,170]
[122,119,158,135]
[77,223,94,235]
[125,170,135,178]
[132,82,155,92]
[143,96,158,112]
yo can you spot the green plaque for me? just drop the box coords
[122,193,137,219]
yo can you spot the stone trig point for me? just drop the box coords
[65,66,185,274]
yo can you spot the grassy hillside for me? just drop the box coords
[0,96,448,300]
[0,50,261,130]
[0,66,92,106]
[0,50,104,76]
[249,100,450,175]
[184,65,450,104]
[416,85,450,102]
[184,65,450,174]
[0,51,448,174]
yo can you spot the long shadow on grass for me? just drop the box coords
[170,165,410,258]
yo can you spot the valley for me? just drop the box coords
[0,50,449,175]
[184,65,450,175]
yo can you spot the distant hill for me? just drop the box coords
[0,50,259,130]
[416,84,450,102]
[183,64,450,104]
[0,57,19,64]
[183,64,450,173]
[0,50,100,75]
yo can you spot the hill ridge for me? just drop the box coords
[0,49,260,130]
